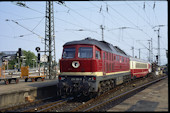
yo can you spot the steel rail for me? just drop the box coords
[24,97,74,112]
[83,76,167,112]
[71,77,145,112]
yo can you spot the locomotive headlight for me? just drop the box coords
[72,61,80,68]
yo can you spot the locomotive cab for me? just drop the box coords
[60,44,102,73]
[58,44,102,96]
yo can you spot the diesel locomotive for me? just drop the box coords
[57,38,152,96]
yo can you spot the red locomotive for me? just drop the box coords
[57,38,152,96]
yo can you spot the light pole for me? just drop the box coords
[32,59,35,69]
[22,59,26,66]
[21,56,26,66]
[35,60,37,69]
[153,25,165,65]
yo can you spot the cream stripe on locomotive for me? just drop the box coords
[60,70,130,76]
[105,70,130,76]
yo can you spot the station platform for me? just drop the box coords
[0,77,58,108]
[107,77,168,112]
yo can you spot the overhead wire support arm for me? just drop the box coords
[6,19,44,39]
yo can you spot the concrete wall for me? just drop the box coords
[0,85,57,108]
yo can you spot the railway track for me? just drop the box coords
[70,75,167,112]
[23,95,91,112]
[23,97,74,112]
[0,75,166,112]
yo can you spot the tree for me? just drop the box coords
[22,50,37,68]
[8,50,37,69]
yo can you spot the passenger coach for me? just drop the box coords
[130,57,152,79]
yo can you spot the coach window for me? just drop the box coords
[96,51,101,59]
[78,47,93,58]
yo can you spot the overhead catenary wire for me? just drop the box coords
[90,2,154,57]
[6,19,44,39]
[0,34,42,44]
[125,1,154,29]
[10,2,101,43]
[128,1,159,44]
[14,16,45,21]
[31,16,45,32]
[1,2,166,63]
[55,2,100,26]
[105,2,158,44]
[60,1,158,59]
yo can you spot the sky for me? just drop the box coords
[0,1,168,65]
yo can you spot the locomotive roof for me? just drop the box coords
[64,38,128,57]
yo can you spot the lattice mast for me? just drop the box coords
[45,1,56,79]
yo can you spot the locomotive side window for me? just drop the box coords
[96,51,101,59]
[112,54,113,61]
[109,53,111,61]
[103,52,105,60]
[78,47,93,58]
[122,57,124,62]
[106,52,108,60]
[63,48,76,59]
